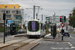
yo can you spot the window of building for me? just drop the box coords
[0,18,1,20]
[3,10,5,13]
[16,11,21,14]
[6,11,10,14]
[18,11,21,14]
[13,11,15,14]
[0,14,1,20]
[14,6,15,9]
[5,6,7,9]
[6,15,11,18]
[14,15,15,17]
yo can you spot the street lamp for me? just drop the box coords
[25,14,27,21]
[28,15,30,20]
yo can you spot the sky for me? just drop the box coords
[0,0,75,21]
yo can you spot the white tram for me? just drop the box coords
[27,19,46,38]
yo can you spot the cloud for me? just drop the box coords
[0,0,75,19]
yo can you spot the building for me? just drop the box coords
[0,4,24,28]
[0,4,20,9]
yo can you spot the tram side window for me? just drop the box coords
[41,23,43,30]
[36,21,39,31]
[43,25,45,31]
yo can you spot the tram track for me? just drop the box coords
[0,38,42,50]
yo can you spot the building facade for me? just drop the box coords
[0,4,20,9]
[0,4,24,28]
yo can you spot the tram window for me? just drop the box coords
[41,23,43,30]
[36,21,39,31]
[28,21,39,32]
[32,22,36,31]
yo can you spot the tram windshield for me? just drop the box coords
[28,21,39,32]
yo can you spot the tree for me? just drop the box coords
[69,8,75,28]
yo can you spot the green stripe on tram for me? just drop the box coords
[28,29,29,31]
[38,29,39,31]
[38,21,39,23]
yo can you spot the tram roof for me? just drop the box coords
[27,19,45,24]
[28,19,39,21]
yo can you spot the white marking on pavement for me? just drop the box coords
[51,47,63,49]
[68,42,73,47]
[45,34,51,37]
[38,41,60,44]
[71,47,75,49]
[65,47,70,49]
[70,36,75,39]
[67,42,75,49]
[39,41,75,49]
[57,43,59,44]
[68,38,69,39]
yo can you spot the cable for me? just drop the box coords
[12,0,24,9]
[12,0,16,4]
[32,0,37,5]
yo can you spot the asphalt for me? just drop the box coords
[1,32,75,50]
[0,32,3,38]
[0,33,27,48]
[32,33,75,50]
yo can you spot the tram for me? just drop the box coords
[27,19,46,38]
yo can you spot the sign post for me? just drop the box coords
[46,17,50,33]
[60,23,65,41]
[3,13,6,44]
[60,23,65,27]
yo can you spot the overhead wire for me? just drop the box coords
[12,0,32,13]
[11,0,41,18]
[11,0,32,18]
[12,0,16,4]
[32,0,37,5]
[12,0,24,9]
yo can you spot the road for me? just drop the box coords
[0,32,75,50]
[32,33,75,50]
[0,33,42,50]
[0,31,26,43]
[0,33,3,38]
